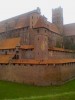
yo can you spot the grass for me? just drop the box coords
[0,80,75,100]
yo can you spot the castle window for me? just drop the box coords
[71,37,74,43]
[2,50,4,52]
[38,52,39,55]
[37,29,39,33]
[13,49,15,52]
[47,25,49,27]
[5,51,7,55]
[16,55,19,59]
[16,51,19,53]
[38,38,39,40]
[45,30,46,33]
[32,21,33,24]
[27,27,28,30]
[13,55,19,59]
[32,16,33,19]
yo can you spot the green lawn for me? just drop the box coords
[0,80,75,100]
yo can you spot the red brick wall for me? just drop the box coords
[0,63,75,86]
[34,29,48,60]
[49,51,75,59]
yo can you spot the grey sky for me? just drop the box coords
[0,0,75,24]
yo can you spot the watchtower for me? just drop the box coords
[52,7,63,34]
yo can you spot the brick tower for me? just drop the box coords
[34,32,48,60]
[52,7,63,34]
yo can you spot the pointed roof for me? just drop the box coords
[34,16,60,34]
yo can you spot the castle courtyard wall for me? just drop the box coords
[0,63,75,86]
[49,51,75,59]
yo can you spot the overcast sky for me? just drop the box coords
[0,0,75,24]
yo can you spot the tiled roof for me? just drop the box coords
[49,23,60,34]
[0,13,30,33]
[49,47,75,53]
[0,9,40,33]
[64,23,75,36]
[20,45,34,50]
[34,16,60,34]
[14,15,29,29]
[11,59,75,64]
[0,37,20,50]
[0,54,14,63]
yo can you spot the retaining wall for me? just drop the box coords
[0,63,75,86]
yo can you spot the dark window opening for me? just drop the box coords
[32,16,33,19]
[16,51,19,53]
[2,50,4,52]
[37,29,39,33]
[38,52,39,55]
[71,37,74,43]
[16,55,19,59]
[13,55,19,59]
[5,51,7,55]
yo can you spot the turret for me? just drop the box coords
[34,30,48,60]
[52,7,63,34]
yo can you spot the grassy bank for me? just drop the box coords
[0,80,75,100]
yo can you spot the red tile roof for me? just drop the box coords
[0,54,14,63]
[20,45,34,50]
[0,9,41,33]
[49,47,75,53]
[34,16,60,34]
[14,15,29,29]
[0,37,20,50]
[11,59,75,64]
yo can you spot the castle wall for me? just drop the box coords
[60,63,75,82]
[30,13,40,28]
[0,49,15,55]
[34,28,62,48]
[48,32,62,47]
[34,29,48,60]
[49,51,75,59]
[0,63,75,86]
[20,49,34,59]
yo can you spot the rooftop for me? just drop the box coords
[0,37,20,50]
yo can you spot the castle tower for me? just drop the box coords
[34,32,48,60]
[52,7,63,34]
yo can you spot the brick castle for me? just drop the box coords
[0,7,75,86]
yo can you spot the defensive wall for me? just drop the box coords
[0,48,75,86]
[0,62,75,86]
